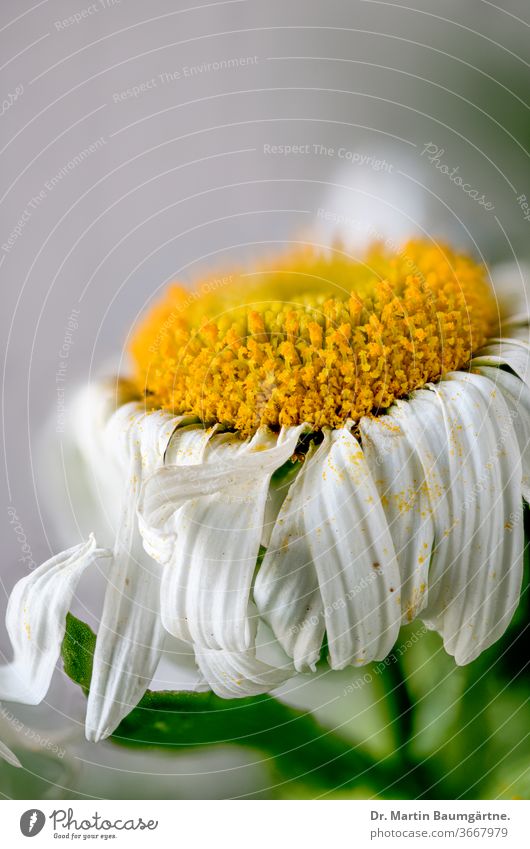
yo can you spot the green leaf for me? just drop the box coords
[60,614,416,796]
[62,613,96,695]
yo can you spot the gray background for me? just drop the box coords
[1,0,529,797]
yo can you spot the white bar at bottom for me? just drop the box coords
[1,799,528,848]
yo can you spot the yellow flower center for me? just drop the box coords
[130,241,497,435]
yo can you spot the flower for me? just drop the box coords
[1,240,529,742]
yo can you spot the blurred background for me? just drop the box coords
[1,0,529,799]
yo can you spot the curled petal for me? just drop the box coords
[0,536,110,705]
[472,338,530,388]
[140,426,308,654]
[195,647,292,698]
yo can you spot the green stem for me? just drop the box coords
[380,652,442,796]
[384,654,414,752]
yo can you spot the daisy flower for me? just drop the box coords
[1,239,528,742]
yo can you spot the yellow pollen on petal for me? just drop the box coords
[23,606,31,640]
[130,241,497,435]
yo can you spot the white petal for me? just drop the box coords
[0,536,109,705]
[0,740,22,768]
[390,391,452,617]
[164,422,215,465]
[473,338,530,388]
[435,373,524,664]
[254,444,325,672]
[140,425,307,652]
[471,364,530,502]
[195,647,292,697]
[259,429,401,671]
[359,414,434,623]
[139,426,306,536]
[86,409,183,742]
[397,373,523,664]
[308,429,401,668]
[85,540,166,742]
[139,423,218,564]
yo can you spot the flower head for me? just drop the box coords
[1,239,528,742]
[130,241,496,434]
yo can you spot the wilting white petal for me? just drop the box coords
[473,338,530,387]
[391,391,452,615]
[140,426,306,536]
[433,373,523,664]
[258,429,401,671]
[360,415,434,623]
[195,647,291,698]
[160,426,307,651]
[164,422,215,465]
[254,444,325,672]
[85,541,165,742]
[140,423,218,564]
[398,374,523,664]
[0,740,22,768]
[472,364,530,502]
[140,425,307,653]
[0,536,110,705]
[86,409,184,742]
[308,428,401,668]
